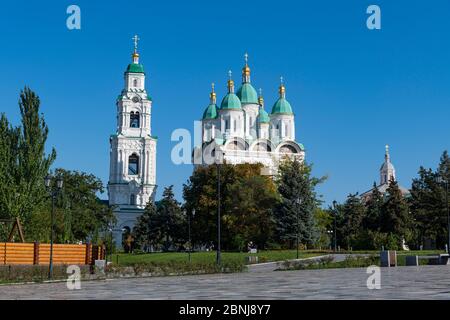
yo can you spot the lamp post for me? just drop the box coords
[437,177,449,253]
[44,174,63,280]
[188,209,195,262]
[215,149,224,266]
[332,200,338,252]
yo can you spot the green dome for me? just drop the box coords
[220,93,242,110]
[257,108,270,123]
[271,98,293,115]
[236,83,258,104]
[126,63,145,74]
[202,103,218,120]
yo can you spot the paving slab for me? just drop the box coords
[1,265,449,299]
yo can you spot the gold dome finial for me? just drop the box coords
[210,82,217,104]
[258,88,264,106]
[279,76,286,98]
[242,52,251,83]
[227,70,234,93]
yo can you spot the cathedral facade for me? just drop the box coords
[194,55,305,174]
[108,37,157,246]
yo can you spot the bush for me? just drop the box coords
[105,260,246,278]
[0,265,91,283]
[277,255,379,271]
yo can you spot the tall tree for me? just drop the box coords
[410,151,450,249]
[380,178,412,248]
[225,164,279,250]
[183,163,279,250]
[17,88,56,229]
[133,201,159,251]
[157,186,185,251]
[363,182,384,231]
[338,193,366,250]
[273,159,325,248]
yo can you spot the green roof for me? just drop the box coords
[126,63,145,74]
[220,93,242,110]
[271,98,293,115]
[257,108,270,123]
[202,103,218,120]
[236,83,258,104]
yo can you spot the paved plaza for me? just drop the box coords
[1,265,450,299]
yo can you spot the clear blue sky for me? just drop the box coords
[0,0,449,206]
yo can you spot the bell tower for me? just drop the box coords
[108,35,157,247]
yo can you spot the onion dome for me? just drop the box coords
[236,53,258,104]
[257,89,270,123]
[271,77,293,115]
[220,71,242,110]
[126,34,145,74]
[202,83,219,120]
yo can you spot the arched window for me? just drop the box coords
[128,154,139,175]
[133,78,138,87]
[130,194,136,205]
[130,112,140,128]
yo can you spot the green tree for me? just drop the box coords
[225,164,279,250]
[16,88,56,230]
[273,159,325,248]
[157,186,185,251]
[337,193,366,250]
[183,163,279,250]
[363,182,383,231]
[27,169,115,243]
[410,151,450,249]
[380,178,412,248]
[133,201,159,251]
[314,208,333,249]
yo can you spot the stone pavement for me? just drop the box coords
[1,265,450,299]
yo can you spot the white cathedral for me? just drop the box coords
[108,36,157,246]
[194,54,305,173]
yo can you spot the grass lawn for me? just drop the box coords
[110,249,446,266]
[111,250,326,266]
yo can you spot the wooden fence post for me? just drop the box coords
[33,242,39,265]
[85,243,92,265]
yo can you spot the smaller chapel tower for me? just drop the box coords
[380,144,396,185]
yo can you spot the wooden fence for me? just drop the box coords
[0,242,105,265]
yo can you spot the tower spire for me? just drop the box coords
[132,34,140,64]
[227,70,235,93]
[279,76,286,99]
[210,82,217,104]
[242,53,251,83]
[385,144,390,162]
[258,88,264,106]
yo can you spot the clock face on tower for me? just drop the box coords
[132,96,140,103]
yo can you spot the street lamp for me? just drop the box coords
[188,209,195,262]
[332,200,338,252]
[215,149,224,266]
[436,176,449,253]
[44,174,63,280]
[295,197,302,259]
